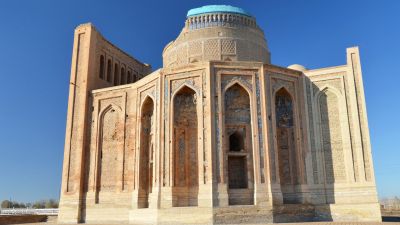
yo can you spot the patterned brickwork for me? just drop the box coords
[306,81,319,184]
[221,39,236,55]
[188,41,202,56]
[319,90,346,183]
[172,87,199,207]
[177,45,188,65]
[204,39,220,60]
[224,83,254,205]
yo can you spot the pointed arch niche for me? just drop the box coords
[274,87,299,204]
[138,96,155,208]
[317,87,346,187]
[96,104,123,203]
[224,83,254,206]
[172,86,199,207]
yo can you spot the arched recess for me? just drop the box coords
[172,85,199,207]
[133,72,138,82]
[224,82,254,205]
[106,59,112,82]
[127,71,132,84]
[316,87,347,187]
[138,96,155,208]
[274,87,300,204]
[114,63,119,85]
[120,67,126,85]
[99,55,105,79]
[95,104,123,203]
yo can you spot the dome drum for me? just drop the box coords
[186,13,257,30]
[163,5,270,67]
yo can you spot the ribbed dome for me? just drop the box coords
[162,5,270,67]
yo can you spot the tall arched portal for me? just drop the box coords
[275,88,299,203]
[172,86,198,207]
[96,106,123,203]
[224,83,254,205]
[138,97,155,208]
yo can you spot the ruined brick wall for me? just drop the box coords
[85,91,128,207]
[95,33,151,89]
[78,71,161,222]
[59,23,153,223]
[98,102,124,193]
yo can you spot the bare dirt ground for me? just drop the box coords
[7,215,400,225]
[11,222,400,225]
[9,219,400,224]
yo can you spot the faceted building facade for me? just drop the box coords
[58,5,381,224]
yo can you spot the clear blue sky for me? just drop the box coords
[0,0,399,203]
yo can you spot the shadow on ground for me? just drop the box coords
[382,216,400,222]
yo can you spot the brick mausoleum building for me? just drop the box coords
[58,5,381,224]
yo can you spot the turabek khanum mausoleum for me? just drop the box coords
[58,5,381,224]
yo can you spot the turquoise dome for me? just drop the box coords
[187,5,251,17]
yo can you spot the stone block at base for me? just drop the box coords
[130,207,213,224]
[315,203,382,222]
[272,204,315,223]
[83,206,129,224]
[129,208,158,225]
[214,205,273,224]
